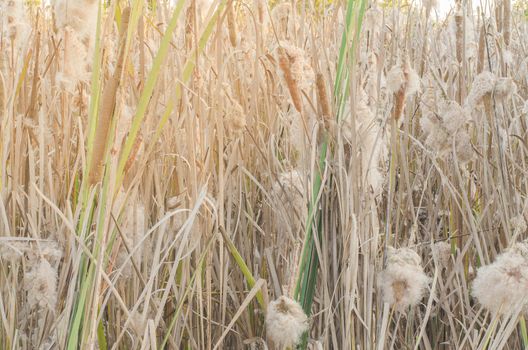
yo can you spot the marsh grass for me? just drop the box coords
[1,0,528,349]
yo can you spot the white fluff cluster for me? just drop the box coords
[511,215,527,242]
[421,100,473,162]
[23,258,58,311]
[422,0,438,11]
[342,91,386,195]
[53,0,98,41]
[270,3,296,42]
[0,0,31,51]
[363,6,383,39]
[53,0,99,88]
[379,247,430,311]
[432,241,452,268]
[386,62,420,96]
[266,296,309,348]
[221,84,247,137]
[466,72,517,108]
[472,242,528,315]
[270,170,306,237]
[276,41,315,92]
[0,239,62,265]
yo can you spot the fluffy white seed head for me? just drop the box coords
[386,66,405,93]
[467,72,516,109]
[53,0,98,42]
[53,0,99,88]
[275,41,315,92]
[422,0,438,12]
[493,77,517,101]
[379,247,430,311]
[269,170,306,237]
[0,240,63,266]
[1,0,31,51]
[511,215,527,238]
[266,296,309,347]
[23,258,58,311]
[386,63,420,96]
[422,100,473,162]
[472,242,528,315]
[467,72,496,108]
[341,90,387,195]
[432,241,452,268]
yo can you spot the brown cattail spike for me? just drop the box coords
[88,8,131,185]
[315,73,330,122]
[503,0,511,47]
[278,47,303,113]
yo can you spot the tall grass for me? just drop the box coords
[1,0,528,349]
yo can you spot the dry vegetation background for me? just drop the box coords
[1,0,528,349]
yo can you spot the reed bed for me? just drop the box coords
[1,0,528,349]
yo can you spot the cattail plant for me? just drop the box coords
[88,7,131,185]
[2,0,528,349]
[472,242,528,315]
[421,99,473,162]
[266,295,309,348]
[53,0,99,87]
[386,60,420,122]
[268,170,307,238]
[1,0,30,51]
[379,247,430,311]
[276,43,313,114]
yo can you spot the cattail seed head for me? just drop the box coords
[269,170,306,236]
[432,241,452,268]
[276,42,314,113]
[266,296,309,348]
[379,247,430,311]
[387,61,420,121]
[23,258,58,311]
[467,72,516,109]
[472,242,528,315]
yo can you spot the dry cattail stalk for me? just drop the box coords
[379,247,429,310]
[266,296,309,348]
[88,8,131,185]
[386,61,420,121]
[472,242,528,315]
